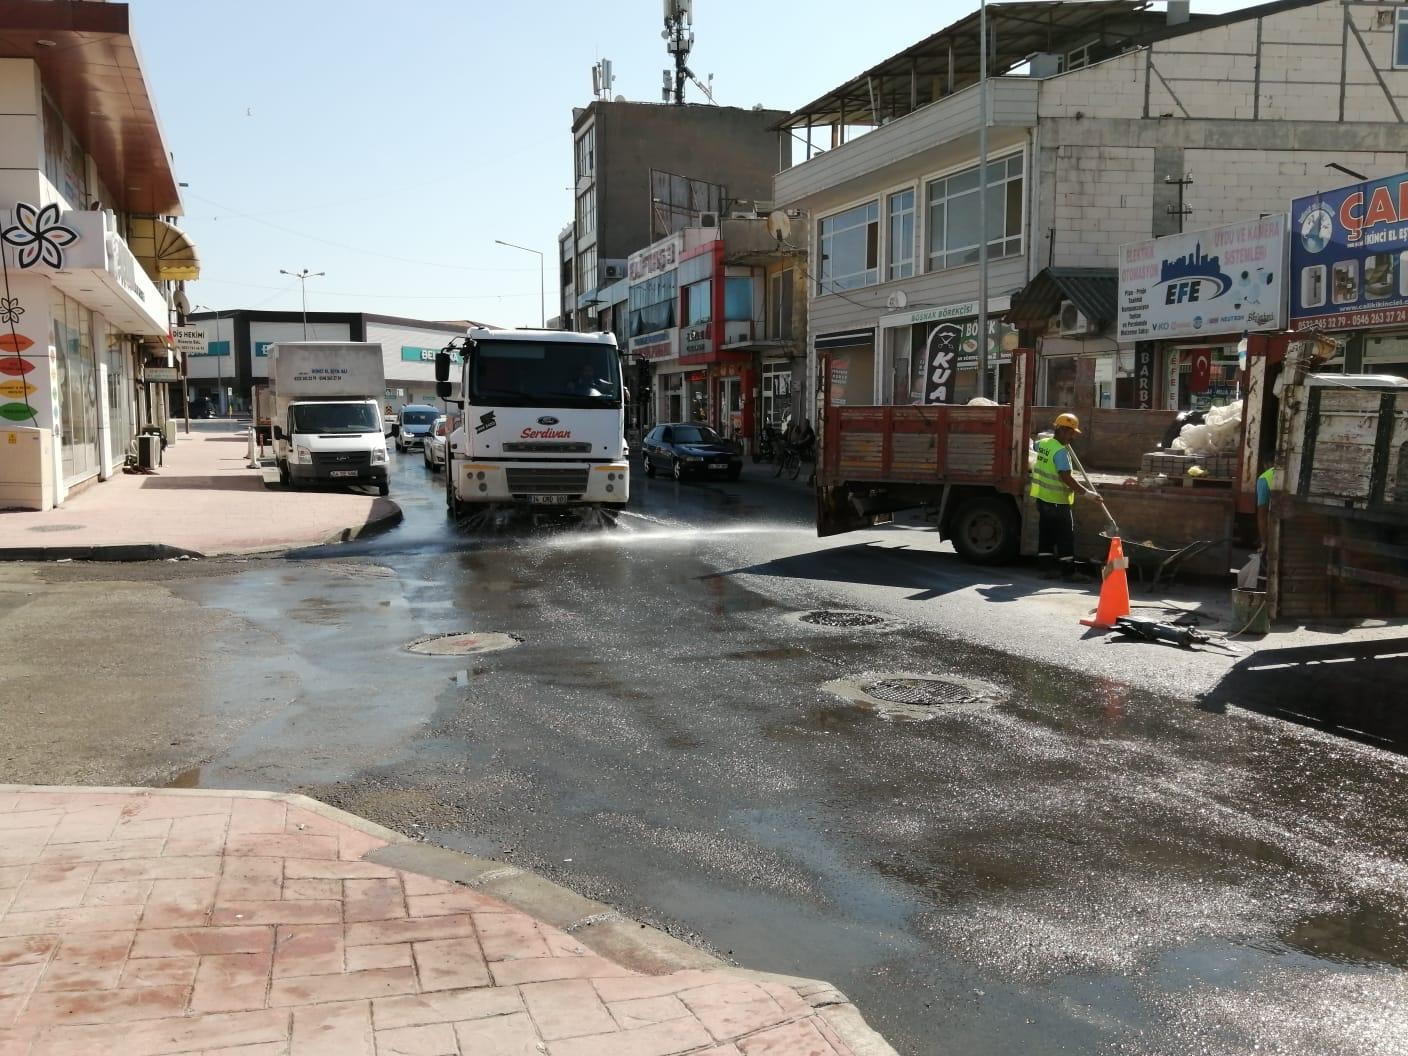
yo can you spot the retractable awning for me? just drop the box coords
[128,217,200,282]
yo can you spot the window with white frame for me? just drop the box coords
[925,154,1024,272]
[887,190,915,280]
[817,200,879,293]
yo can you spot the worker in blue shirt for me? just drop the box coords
[1256,463,1275,551]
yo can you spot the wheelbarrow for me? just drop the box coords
[1100,531,1217,592]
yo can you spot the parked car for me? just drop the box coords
[641,422,742,481]
[394,404,439,452]
[423,415,449,470]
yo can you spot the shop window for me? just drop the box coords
[1173,347,1241,411]
[887,190,915,280]
[762,363,792,425]
[926,154,1023,272]
[1397,9,1408,68]
[817,201,879,293]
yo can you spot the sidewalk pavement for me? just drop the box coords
[0,786,893,1056]
[0,424,400,560]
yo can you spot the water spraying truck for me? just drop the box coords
[436,327,629,520]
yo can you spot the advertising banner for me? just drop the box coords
[1133,342,1157,409]
[1290,171,1408,330]
[1119,216,1286,340]
[920,322,962,405]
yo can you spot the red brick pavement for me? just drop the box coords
[0,789,868,1055]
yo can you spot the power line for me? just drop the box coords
[196,277,539,300]
[186,191,539,273]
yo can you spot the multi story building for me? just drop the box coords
[183,311,487,412]
[1,0,198,506]
[771,0,1408,433]
[625,216,808,444]
[565,100,791,333]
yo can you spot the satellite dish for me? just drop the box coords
[766,210,792,242]
[886,290,908,310]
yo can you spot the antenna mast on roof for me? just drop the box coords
[662,0,694,105]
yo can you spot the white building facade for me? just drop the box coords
[1,4,195,507]
[772,0,1408,420]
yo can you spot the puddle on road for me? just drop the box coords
[1280,899,1408,969]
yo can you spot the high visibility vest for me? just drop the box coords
[1030,437,1074,505]
[1258,467,1274,489]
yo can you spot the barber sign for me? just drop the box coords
[924,322,962,405]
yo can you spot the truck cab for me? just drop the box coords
[438,328,628,516]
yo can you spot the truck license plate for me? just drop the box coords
[530,494,570,505]
[330,470,358,478]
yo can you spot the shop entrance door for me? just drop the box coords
[718,376,741,437]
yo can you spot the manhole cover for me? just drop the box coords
[27,524,84,533]
[863,677,978,707]
[405,632,522,656]
[823,672,1002,721]
[800,610,886,628]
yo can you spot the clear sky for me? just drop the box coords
[128,0,1250,327]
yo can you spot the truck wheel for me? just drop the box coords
[378,482,389,497]
[950,496,1019,565]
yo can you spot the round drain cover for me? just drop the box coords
[863,677,979,707]
[406,631,522,656]
[800,610,886,628]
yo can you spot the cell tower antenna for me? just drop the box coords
[662,0,695,106]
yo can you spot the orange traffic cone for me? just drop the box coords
[1080,536,1131,630]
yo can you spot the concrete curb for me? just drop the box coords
[1,783,897,1056]
[0,501,404,562]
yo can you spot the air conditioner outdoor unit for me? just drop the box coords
[602,263,625,280]
[697,211,720,227]
[1059,300,1096,336]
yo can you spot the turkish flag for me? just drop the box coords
[1188,349,1212,394]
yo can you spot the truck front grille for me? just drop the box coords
[313,451,371,468]
[505,468,590,495]
[502,441,593,454]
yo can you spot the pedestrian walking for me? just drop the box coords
[1030,413,1099,579]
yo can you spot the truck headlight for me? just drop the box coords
[294,446,312,464]
[371,448,388,465]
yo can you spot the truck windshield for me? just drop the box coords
[469,340,621,408]
[291,403,380,434]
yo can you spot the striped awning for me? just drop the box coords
[128,217,201,282]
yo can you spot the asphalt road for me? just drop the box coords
[19,448,1408,1055]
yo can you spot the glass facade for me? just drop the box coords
[50,289,100,484]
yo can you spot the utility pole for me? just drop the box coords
[279,268,324,338]
[976,0,990,399]
[494,240,545,328]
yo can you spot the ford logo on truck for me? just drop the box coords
[536,416,560,425]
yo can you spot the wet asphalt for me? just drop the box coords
[162,449,1407,1056]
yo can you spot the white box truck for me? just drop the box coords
[436,328,628,518]
[268,342,390,496]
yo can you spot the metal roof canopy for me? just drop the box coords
[0,0,182,216]
[780,1,1184,131]
[1007,266,1117,327]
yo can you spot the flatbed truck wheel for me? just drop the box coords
[950,495,1019,565]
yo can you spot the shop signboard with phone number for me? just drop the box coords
[1291,171,1408,330]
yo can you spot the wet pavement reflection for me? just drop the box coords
[171,449,1408,1056]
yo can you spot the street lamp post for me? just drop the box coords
[279,268,325,338]
[193,304,225,416]
[494,240,545,328]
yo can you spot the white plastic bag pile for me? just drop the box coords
[966,396,998,406]
[1172,400,1243,455]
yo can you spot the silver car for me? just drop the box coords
[423,415,449,470]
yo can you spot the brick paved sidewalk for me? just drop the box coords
[0,788,883,1056]
[0,425,400,559]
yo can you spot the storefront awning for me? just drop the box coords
[128,217,200,282]
[1006,267,1117,329]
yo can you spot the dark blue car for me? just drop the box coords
[641,422,742,482]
